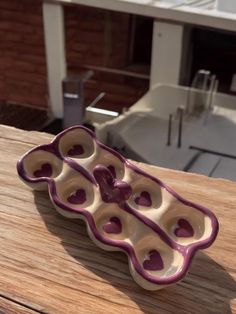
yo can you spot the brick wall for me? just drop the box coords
[65,5,149,113]
[65,6,130,68]
[0,0,48,108]
[0,0,149,113]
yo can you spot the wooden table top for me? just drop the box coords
[0,124,235,314]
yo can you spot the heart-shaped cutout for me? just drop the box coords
[67,189,86,205]
[93,165,132,204]
[67,144,84,156]
[135,191,152,207]
[174,219,194,238]
[103,217,122,234]
[33,163,52,178]
[143,250,164,271]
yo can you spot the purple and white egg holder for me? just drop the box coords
[17,125,219,290]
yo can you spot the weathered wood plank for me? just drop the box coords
[0,124,235,314]
[0,124,53,145]
[0,295,41,314]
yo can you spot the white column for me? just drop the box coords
[43,2,66,118]
[150,21,184,88]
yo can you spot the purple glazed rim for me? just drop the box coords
[17,125,219,286]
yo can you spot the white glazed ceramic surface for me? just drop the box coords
[17,125,219,290]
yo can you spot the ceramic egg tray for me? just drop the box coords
[17,125,219,290]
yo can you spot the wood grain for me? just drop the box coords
[0,124,235,314]
[0,295,40,314]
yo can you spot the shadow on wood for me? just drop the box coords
[34,190,236,314]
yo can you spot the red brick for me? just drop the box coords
[0,30,22,42]
[21,37,44,46]
[6,79,32,88]
[22,32,44,45]
[7,91,47,107]
[0,57,16,70]
[72,30,105,45]
[12,60,36,73]
[36,66,47,76]
[0,88,7,99]
[11,44,45,56]
[66,20,104,32]
[22,3,43,16]
[6,78,47,95]
[84,55,104,66]
[0,0,147,111]
[0,80,6,87]
[68,42,89,53]
[0,1,22,11]
[0,0,47,108]
[0,50,18,59]
[20,54,46,66]
[0,21,35,33]
[5,69,45,84]
[0,10,42,26]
